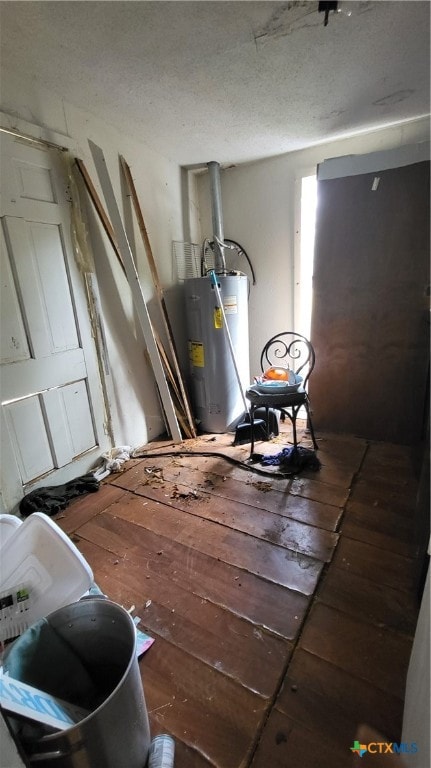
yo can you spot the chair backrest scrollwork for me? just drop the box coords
[260,332,315,387]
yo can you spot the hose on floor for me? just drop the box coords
[131,448,309,478]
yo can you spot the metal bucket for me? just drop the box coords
[4,598,151,768]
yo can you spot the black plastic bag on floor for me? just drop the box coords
[19,474,99,518]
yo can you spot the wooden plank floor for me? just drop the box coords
[55,424,424,768]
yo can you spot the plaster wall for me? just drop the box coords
[196,117,430,378]
[1,68,186,448]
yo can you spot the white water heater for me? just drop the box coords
[185,273,249,432]
[185,161,250,433]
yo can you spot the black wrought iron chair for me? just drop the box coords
[246,331,318,458]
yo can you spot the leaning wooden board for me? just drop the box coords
[120,155,196,438]
[88,140,182,443]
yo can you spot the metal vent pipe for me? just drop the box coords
[207,161,226,273]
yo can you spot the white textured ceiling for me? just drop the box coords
[1,1,429,165]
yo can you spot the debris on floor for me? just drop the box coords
[170,485,200,501]
[248,480,273,492]
[142,467,165,486]
[93,445,133,480]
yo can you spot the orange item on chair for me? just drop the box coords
[263,366,289,381]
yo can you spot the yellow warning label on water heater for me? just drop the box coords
[189,341,205,367]
[214,307,223,329]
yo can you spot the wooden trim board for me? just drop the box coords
[88,140,182,443]
[120,155,196,437]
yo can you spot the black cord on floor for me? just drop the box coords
[131,449,299,478]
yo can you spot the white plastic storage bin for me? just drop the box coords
[0,513,93,641]
[0,514,22,547]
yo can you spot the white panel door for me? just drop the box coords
[0,132,110,511]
